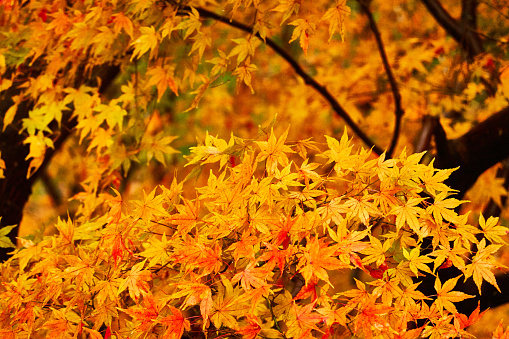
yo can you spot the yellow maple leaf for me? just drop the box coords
[271,0,301,24]
[255,126,294,174]
[289,19,316,56]
[130,26,159,60]
[479,214,509,244]
[433,276,474,314]
[117,260,152,301]
[322,0,351,42]
[233,57,258,94]
[465,238,503,294]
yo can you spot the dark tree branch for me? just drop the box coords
[0,64,120,262]
[461,0,478,28]
[435,106,509,198]
[420,0,483,58]
[184,6,384,155]
[358,0,404,158]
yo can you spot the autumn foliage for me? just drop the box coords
[0,126,506,338]
[1,0,509,338]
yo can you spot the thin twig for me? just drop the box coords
[181,6,384,155]
[358,0,403,158]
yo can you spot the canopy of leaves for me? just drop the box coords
[1,0,509,338]
[1,127,507,338]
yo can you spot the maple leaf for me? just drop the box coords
[112,12,134,38]
[402,246,433,277]
[353,298,392,339]
[335,278,371,308]
[289,19,316,55]
[479,213,508,245]
[3,94,22,131]
[120,294,161,332]
[397,282,431,308]
[271,0,301,24]
[233,57,258,94]
[227,232,258,263]
[140,232,171,267]
[426,191,464,226]
[231,261,272,290]
[321,0,351,42]
[419,160,458,196]
[175,7,202,40]
[433,276,474,314]
[297,237,346,285]
[228,38,257,66]
[87,127,114,156]
[391,197,425,233]
[342,195,379,225]
[493,320,509,339]
[23,131,54,178]
[146,66,179,101]
[185,75,214,111]
[167,197,200,234]
[131,187,167,222]
[453,301,487,330]
[430,242,468,273]
[189,31,211,59]
[160,306,191,339]
[286,302,323,339]
[211,279,247,329]
[236,315,262,339]
[464,238,502,294]
[130,26,159,60]
[0,152,5,179]
[255,126,294,174]
[360,235,389,267]
[258,241,289,273]
[141,131,179,165]
[117,260,152,301]
[322,128,353,175]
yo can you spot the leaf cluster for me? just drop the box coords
[1,128,507,338]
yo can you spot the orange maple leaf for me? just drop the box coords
[236,315,261,339]
[160,306,191,339]
[493,320,509,339]
[297,237,347,285]
[232,261,272,290]
[118,260,152,301]
[286,302,323,339]
[454,301,487,330]
[353,298,392,339]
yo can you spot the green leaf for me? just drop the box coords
[0,224,17,248]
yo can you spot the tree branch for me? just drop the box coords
[435,106,509,198]
[184,6,384,155]
[0,63,120,262]
[358,0,403,158]
[420,0,483,58]
[460,0,478,29]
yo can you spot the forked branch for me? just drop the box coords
[420,0,483,58]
